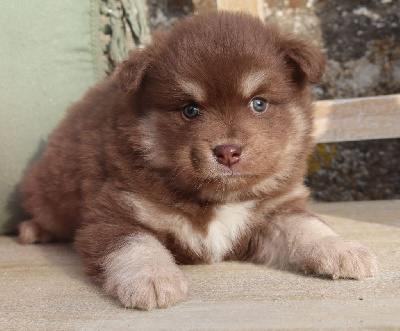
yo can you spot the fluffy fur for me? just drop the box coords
[18,12,378,310]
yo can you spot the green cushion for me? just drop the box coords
[0,1,99,234]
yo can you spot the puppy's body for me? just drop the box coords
[19,12,378,310]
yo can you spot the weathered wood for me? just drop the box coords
[192,0,217,13]
[193,0,264,18]
[216,0,264,18]
[314,94,400,143]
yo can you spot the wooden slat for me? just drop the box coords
[217,0,264,18]
[193,0,264,18]
[192,0,217,13]
[314,94,400,143]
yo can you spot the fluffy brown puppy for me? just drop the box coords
[19,12,378,310]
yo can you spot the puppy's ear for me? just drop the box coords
[283,39,326,84]
[117,30,167,93]
[117,50,149,93]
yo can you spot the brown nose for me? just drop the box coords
[213,144,242,167]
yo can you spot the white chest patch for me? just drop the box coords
[205,201,256,262]
[121,192,256,262]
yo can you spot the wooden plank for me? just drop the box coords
[314,94,400,143]
[192,0,217,13]
[193,0,264,18]
[217,0,264,18]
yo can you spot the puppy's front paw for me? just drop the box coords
[296,236,378,279]
[105,264,188,310]
[102,234,188,310]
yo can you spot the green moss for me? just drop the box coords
[308,143,337,174]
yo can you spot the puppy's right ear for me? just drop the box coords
[117,50,149,93]
[117,30,167,93]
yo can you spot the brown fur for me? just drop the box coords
[19,12,378,310]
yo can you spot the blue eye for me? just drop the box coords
[182,103,200,119]
[251,98,268,114]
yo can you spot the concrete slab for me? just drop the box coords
[1,200,399,330]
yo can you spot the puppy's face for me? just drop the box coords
[119,13,326,202]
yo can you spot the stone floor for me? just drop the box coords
[1,200,399,330]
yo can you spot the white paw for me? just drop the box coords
[296,235,378,279]
[106,263,188,310]
[103,234,188,310]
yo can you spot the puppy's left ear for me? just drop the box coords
[117,49,149,93]
[283,39,326,84]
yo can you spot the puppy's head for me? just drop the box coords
[118,12,326,202]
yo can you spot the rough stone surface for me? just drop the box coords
[315,0,400,100]
[306,139,400,201]
[147,0,193,30]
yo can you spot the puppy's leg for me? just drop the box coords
[104,233,188,310]
[250,213,378,279]
[18,219,53,244]
[75,223,188,310]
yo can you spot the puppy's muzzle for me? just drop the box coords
[213,144,242,167]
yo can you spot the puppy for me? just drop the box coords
[18,12,378,310]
